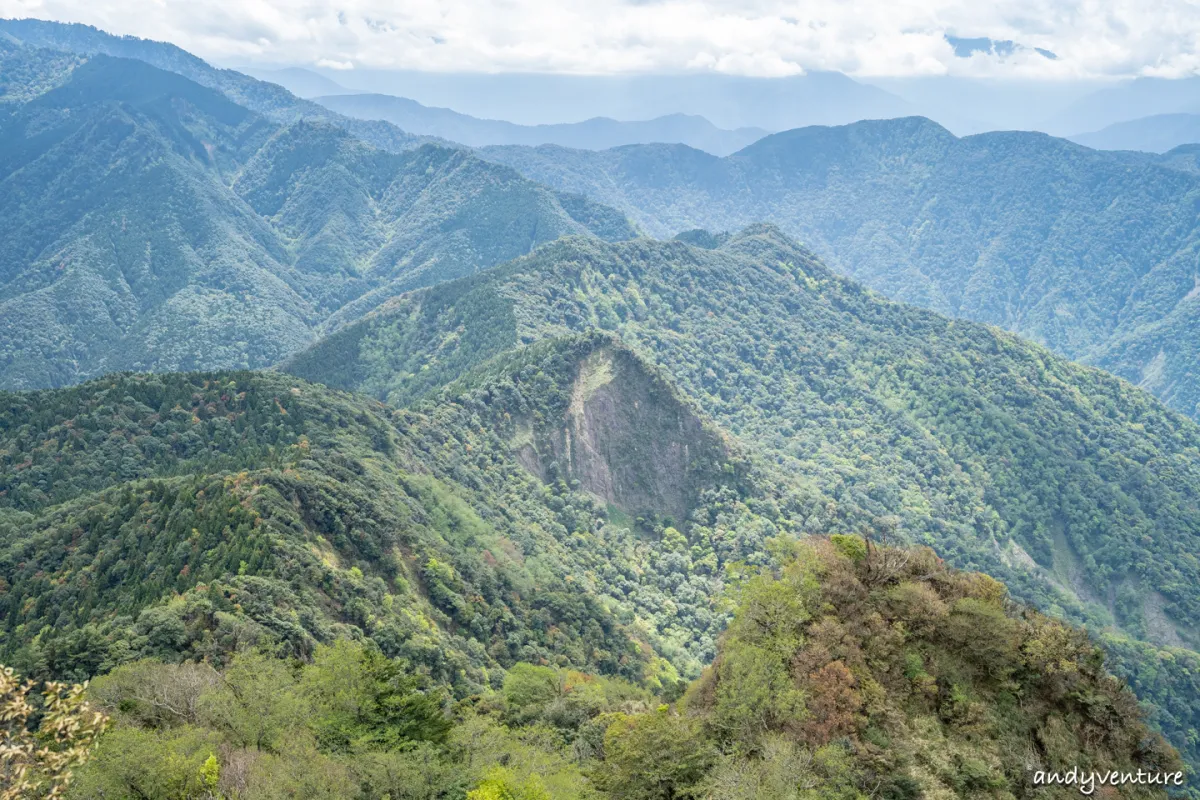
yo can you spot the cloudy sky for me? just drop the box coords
[1,0,1198,79]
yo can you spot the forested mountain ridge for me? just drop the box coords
[479,117,1200,420]
[283,225,1200,772]
[0,333,779,687]
[0,17,444,154]
[0,51,635,389]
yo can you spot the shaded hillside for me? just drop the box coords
[283,226,1200,770]
[317,93,767,156]
[0,35,81,102]
[0,54,635,389]
[479,117,1200,419]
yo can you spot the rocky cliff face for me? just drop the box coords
[492,337,735,524]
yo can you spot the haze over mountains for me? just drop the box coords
[278,68,914,132]
[315,94,768,157]
[6,15,1200,798]
[0,18,438,154]
[1072,113,1200,154]
[239,65,368,99]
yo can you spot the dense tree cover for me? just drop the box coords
[284,227,1200,641]
[478,118,1200,419]
[283,227,1200,773]
[0,338,799,691]
[670,535,1182,799]
[45,538,1184,798]
[0,37,81,103]
[58,640,635,799]
[0,50,635,390]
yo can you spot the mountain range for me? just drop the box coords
[1051,76,1200,137]
[4,339,1181,795]
[4,16,1200,797]
[0,45,634,389]
[477,119,1200,421]
[287,67,915,132]
[0,17,443,154]
[315,93,768,157]
[280,223,1200,775]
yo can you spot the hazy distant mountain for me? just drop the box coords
[0,49,635,388]
[1044,76,1200,136]
[317,93,768,155]
[479,117,1200,420]
[303,68,913,131]
[240,65,366,98]
[865,75,1106,135]
[1072,113,1200,153]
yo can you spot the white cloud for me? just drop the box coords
[1,0,1198,78]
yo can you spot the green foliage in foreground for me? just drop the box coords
[62,539,1182,799]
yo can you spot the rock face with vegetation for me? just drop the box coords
[479,118,1200,420]
[0,47,634,389]
[1,334,780,686]
[481,340,734,524]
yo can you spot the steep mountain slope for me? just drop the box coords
[0,18,438,154]
[1072,113,1200,153]
[0,34,81,102]
[2,343,1184,799]
[676,536,1182,799]
[0,335,774,689]
[282,226,1200,767]
[317,93,767,156]
[479,117,1200,419]
[282,227,1200,642]
[0,53,635,389]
